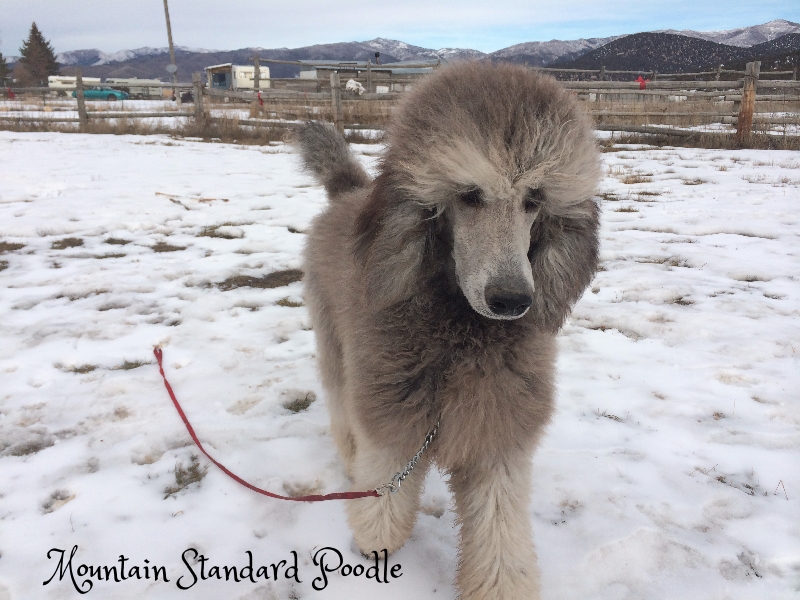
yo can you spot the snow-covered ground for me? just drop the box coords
[0,132,798,599]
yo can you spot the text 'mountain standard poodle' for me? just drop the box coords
[298,62,600,599]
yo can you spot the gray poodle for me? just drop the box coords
[298,61,600,599]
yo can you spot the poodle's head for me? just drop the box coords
[356,62,600,328]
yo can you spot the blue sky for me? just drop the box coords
[1,0,798,57]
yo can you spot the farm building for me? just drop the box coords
[298,60,436,92]
[205,64,271,91]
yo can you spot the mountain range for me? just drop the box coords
[552,31,800,73]
[6,19,799,81]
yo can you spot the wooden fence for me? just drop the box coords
[2,62,799,140]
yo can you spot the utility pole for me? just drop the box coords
[250,53,260,91]
[163,0,181,105]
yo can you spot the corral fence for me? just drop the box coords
[1,61,798,143]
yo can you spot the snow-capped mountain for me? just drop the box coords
[360,38,485,62]
[488,36,625,66]
[658,19,800,47]
[56,46,218,67]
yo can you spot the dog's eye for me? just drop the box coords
[458,188,484,208]
[524,188,545,212]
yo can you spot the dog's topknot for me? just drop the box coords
[383,61,600,220]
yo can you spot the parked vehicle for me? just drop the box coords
[105,78,165,99]
[71,87,130,101]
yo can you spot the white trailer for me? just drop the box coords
[206,63,271,91]
[48,75,101,90]
[105,78,165,99]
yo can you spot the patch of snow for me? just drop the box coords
[0,132,797,599]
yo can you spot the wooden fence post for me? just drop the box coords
[366,59,372,93]
[736,61,760,144]
[330,72,343,133]
[793,65,798,81]
[192,72,204,125]
[252,54,260,91]
[715,64,722,81]
[75,68,88,132]
[599,65,605,81]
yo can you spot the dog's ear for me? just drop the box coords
[353,174,429,308]
[528,198,600,332]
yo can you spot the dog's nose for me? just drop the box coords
[485,287,533,317]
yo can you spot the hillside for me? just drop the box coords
[552,32,741,72]
[552,31,800,74]
[723,33,800,72]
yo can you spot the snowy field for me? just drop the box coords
[0,131,798,599]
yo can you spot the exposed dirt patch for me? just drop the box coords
[0,260,7,272]
[94,253,127,259]
[42,490,76,513]
[51,237,83,250]
[218,268,303,291]
[104,237,131,245]
[151,241,187,253]
[283,390,317,413]
[0,241,25,253]
[197,223,248,239]
[6,437,55,457]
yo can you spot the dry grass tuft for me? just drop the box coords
[164,455,208,499]
[277,298,304,308]
[283,391,317,413]
[218,268,303,291]
[113,359,149,370]
[151,241,186,253]
[615,206,639,213]
[51,237,83,250]
[620,173,653,184]
[105,237,131,245]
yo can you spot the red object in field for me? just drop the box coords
[636,76,650,90]
[258,91,263,106]
[153,347,380,502]
[7,88,15,99]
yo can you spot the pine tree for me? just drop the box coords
[0,52,9,85]
[18,22,59,86]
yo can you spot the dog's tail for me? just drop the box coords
[296,122,371,198]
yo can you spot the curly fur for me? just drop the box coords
[298,61,600,600]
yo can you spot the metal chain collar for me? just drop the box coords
[375,416,441,496]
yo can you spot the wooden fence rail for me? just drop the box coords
[2,63,798,138]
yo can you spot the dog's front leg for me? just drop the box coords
[346,439,430,555]
[449,453,540,600]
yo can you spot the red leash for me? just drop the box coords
[153,348,379,502]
